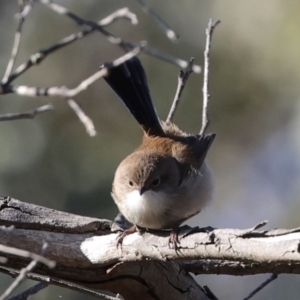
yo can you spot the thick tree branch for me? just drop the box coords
[1,197,300,269]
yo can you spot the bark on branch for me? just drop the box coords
[1,197,300,299]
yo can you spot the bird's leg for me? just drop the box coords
[117,225,137,248]
[168,226,181,251]
[116,224,145,248]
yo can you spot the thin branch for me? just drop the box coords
[0,47,142,98]
[100,7,138,26]
[16,0,35,19]
[40,0,127,46]
[40,0,201,73]
[0,104,53,121]
[135,0,179,41]
[137,45,201,73]
[0,244,55,269]
[0,267,123,300]
[6,7,137,84]
[5,2,200,85]
[8,282,48,300]
[2,0,26,84]
[0,243,52,300]
[202,286,219,300]
[200,19,220,135]
[243,274,278,300]
[166,57,194,123]
[67,99,96,137]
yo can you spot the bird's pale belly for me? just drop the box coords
[115,165,213,230]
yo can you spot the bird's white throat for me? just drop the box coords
[121,189,169,228]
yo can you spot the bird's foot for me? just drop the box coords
[116,225,145,248]
[117,225,137,248]
[168,227,181,252]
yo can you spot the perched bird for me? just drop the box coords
[103,57,215,247]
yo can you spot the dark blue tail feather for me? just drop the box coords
[103,57,164,137]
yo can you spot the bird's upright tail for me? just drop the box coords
[102,57,164,137]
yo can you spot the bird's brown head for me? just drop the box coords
[112,151,182,200]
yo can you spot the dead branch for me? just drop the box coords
[135,0,179,41]
[243,274,278,300]
[200,19,220,135]
[166,57,194,123]
[67,99,96,137]
[38,0,200,73]
[0,242,54,300]
[5,7,137,84]
[2,0,26,84]
[9,282,48,300]
[7,282,48,300]
[0,47,142,98]
[0,104,53,121]
[0,197,300,299]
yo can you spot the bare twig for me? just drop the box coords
[5,2,199,85]
[0,104,53,121]
[135,0,179,41]
[8,282,48,300]
[200,19,220,135]
[2,0,26,84]
[202,286,219,300]
[0,243,53,300]
[0,267,122,300]
[0,244,55,269]
[40,0,201,73]
[243,274,278,300]
[1,47,142,98]
[100,7,138,26]
[40,0,126,46]
[136,45,201,73]
[6,7,137,84]
[166,57,194,123]
[17,0,35,19]
[67,99,96,137]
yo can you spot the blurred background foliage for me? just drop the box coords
[1,0,300,299]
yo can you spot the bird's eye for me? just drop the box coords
[152,178,160,186]
[129,181,134,187]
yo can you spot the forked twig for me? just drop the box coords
[6,7,137,84]
[1,46,142,98]
[40,0,201,73]
[166,57,194,123]
[0,244,55,268]
[0,243,54,300]
[135,0,179,41]
[0,266,122,300]
[200,19,220,135]
[0,104,53,121]
[243,274,278,300]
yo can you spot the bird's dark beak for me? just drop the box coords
[139,187,147,195]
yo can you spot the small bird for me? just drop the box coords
[103,57,215,247]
